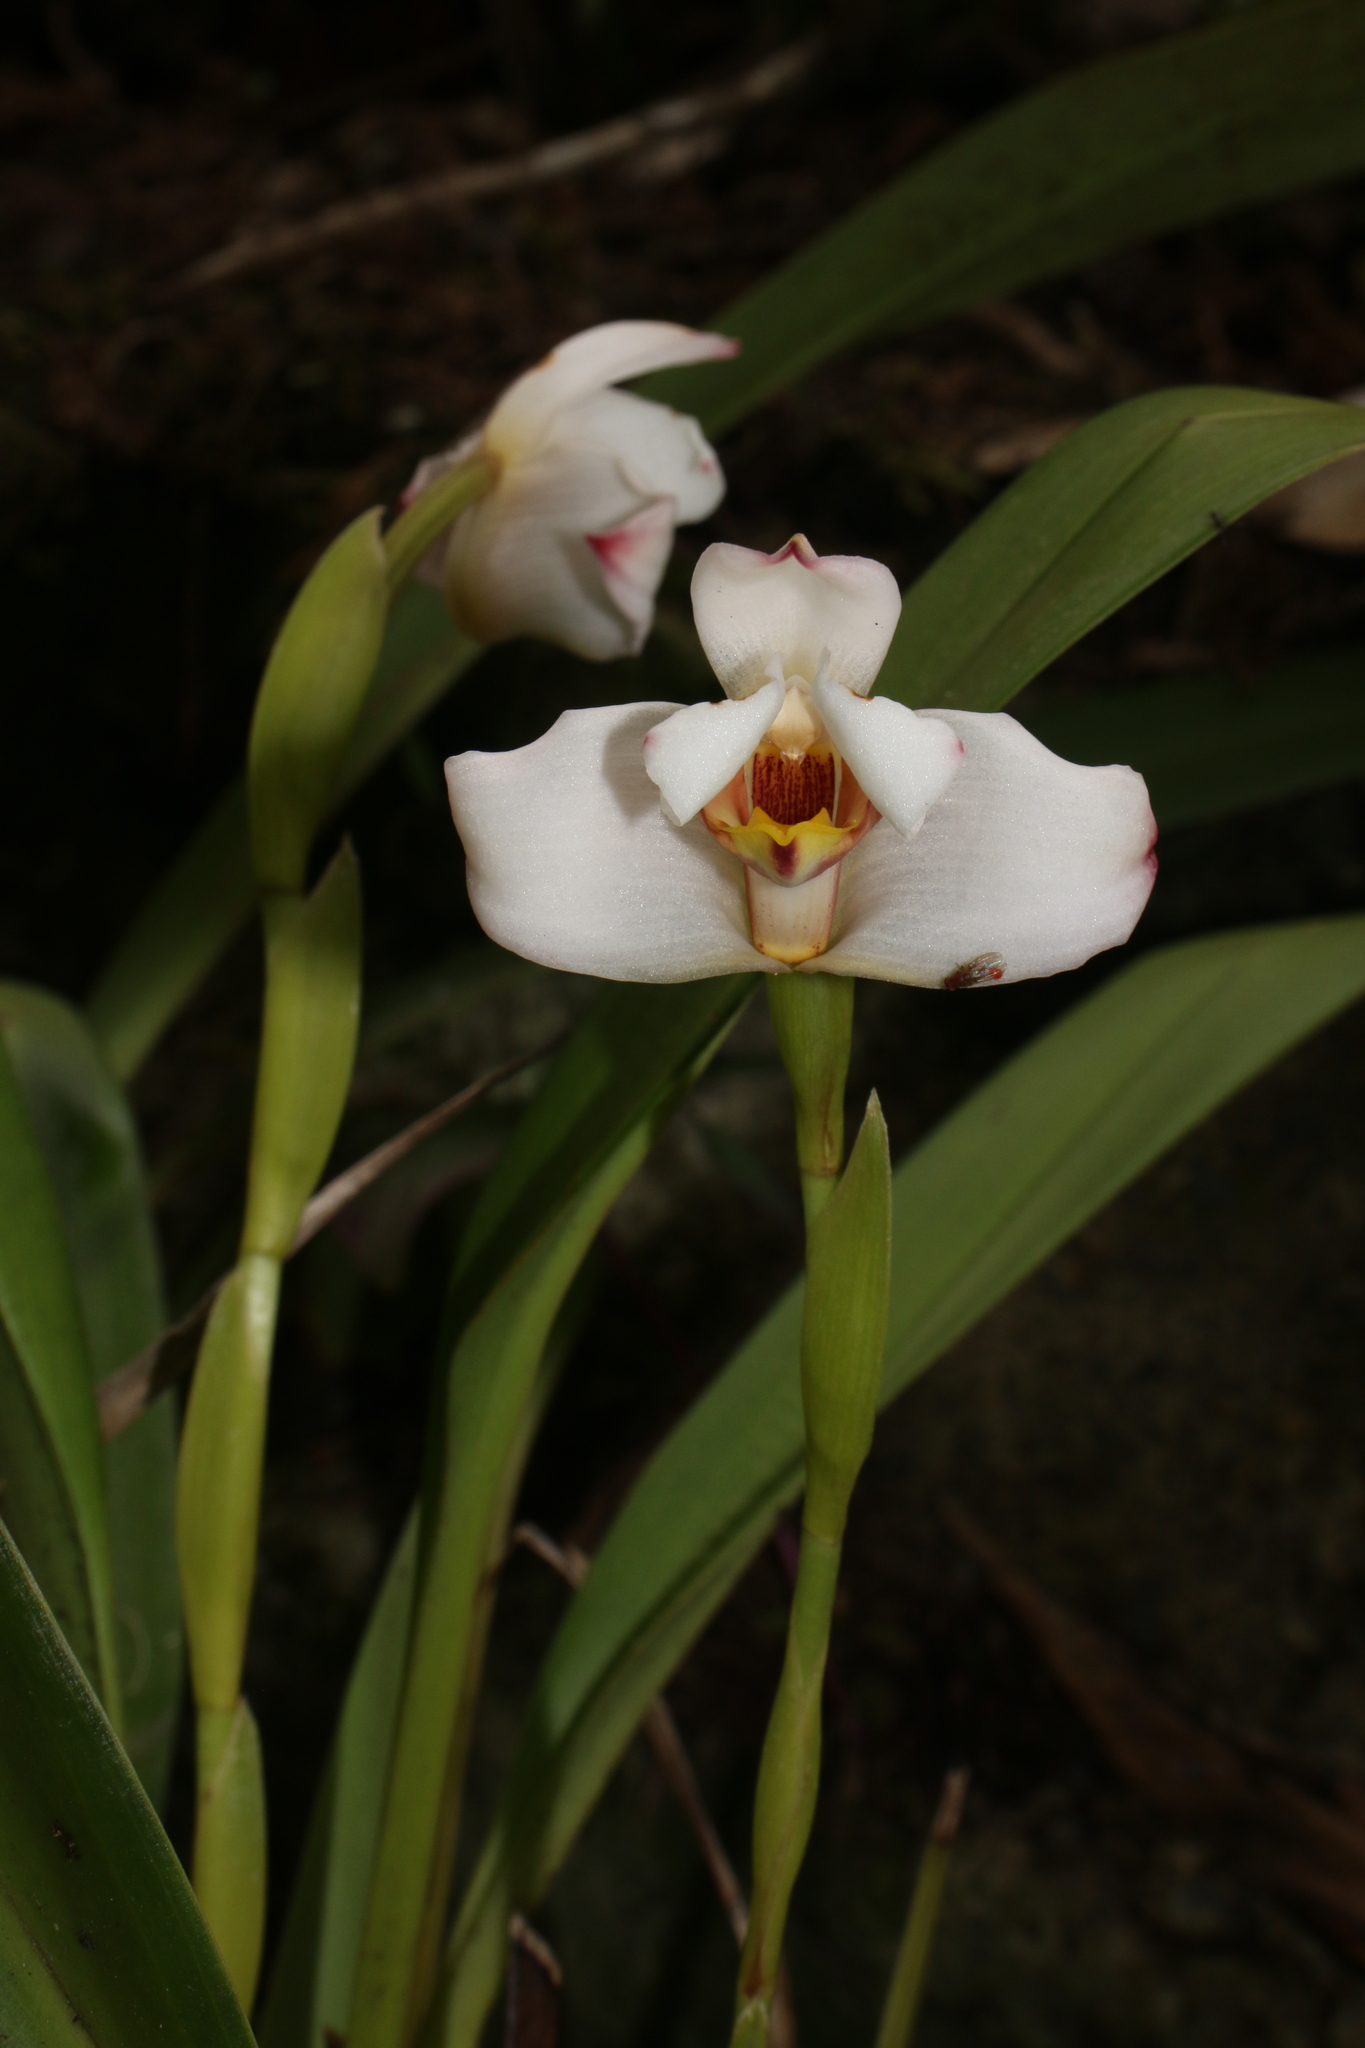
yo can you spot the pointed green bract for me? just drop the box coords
[243,843,364,1260]
[800,1094,892,1544]
[177,1254,281,1714]
[0,983,180,1808]
[248,509,389,895]
[0,1034,121,1729]
[0,1517,255,2047]
[644,0,1365,433]
[193,1700,268,2013]
[440,913,1365,2045]
[878,388,1365,711]
[85,585,477,1086]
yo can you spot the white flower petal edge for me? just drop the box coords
[445,704,776,983]
[486,321,738,455]
[692,536,903,699]
[818,710,1157,987]
[409,322,735,660]
[642,678,786,826]
[810,675,964,837]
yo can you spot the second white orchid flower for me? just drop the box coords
[445,535,1158,988]
[404,320,736,660]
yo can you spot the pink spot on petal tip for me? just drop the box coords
[588,527,643,572]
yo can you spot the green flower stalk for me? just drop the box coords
[732,992,891,2047]
[175,471,490,2007]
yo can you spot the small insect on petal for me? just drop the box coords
[943,952,1006,991]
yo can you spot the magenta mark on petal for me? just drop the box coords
[588,527,643,574]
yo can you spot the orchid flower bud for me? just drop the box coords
[403,321,737,659]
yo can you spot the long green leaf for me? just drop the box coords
[0,1034,121,1727]
[645,0,1365,434]
[1021,646,1365,829]
[440,911,1365,2044]
[444,975,756,1334]
[347,974,754,2048]
[0,984,180,1807]
[0,1515,254,2047]
[878,387,1365,711]
[85,584,476,1084]
[258,1518,417,2048]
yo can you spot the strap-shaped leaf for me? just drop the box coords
[645,0,1365,433]
[85,585,476,1085]
[0,983,179,1808]
[258,1517,417,2048]
[1021,646,1365,829]
[0,1032,120,1727]
[440,911,1365,2044]
[878,388,1365,711]
[443,975,755,1341]
[0,1516,254,2047]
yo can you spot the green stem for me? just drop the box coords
[735,988,889,2044]
[766,974,854,1229]
[382,454,497,593]
[731,1524,841,2045]
[873,1770,969,2048]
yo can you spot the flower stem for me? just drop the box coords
[730,1077,891,2045]
[766,972,854,1229]
[382,453,496,593]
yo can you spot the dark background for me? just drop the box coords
[3,2,1365,2041]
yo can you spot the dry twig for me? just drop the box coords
[511,1523,798,2047]
[95,1034,560,1439]
[172,39,821,294]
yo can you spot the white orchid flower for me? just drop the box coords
[445,535,1158,987]
[403,320,736,660]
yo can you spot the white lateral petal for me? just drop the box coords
[548,389,726,524]
[446,703,776,982]
[692,536,903,700]
[642,677,786,825]
[486,323,738,457]
[586,499,677,646]
[811,676,964,836]
[818,710,1156,986]
[442,445,656,657]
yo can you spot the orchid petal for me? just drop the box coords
[486,322,738,458]
[552,389,726,524]
[819,710,1156,986]
[810,675,964,837]
[446,704,776,982]
[643,677,786,826]
[442,445,666,657]
[691,537,903,700]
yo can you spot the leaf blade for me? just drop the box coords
[442,912,1365,2043]
[0,1516,254,2047]
[877,388,1365,711]
[0,983,180,1807]
[0,1034,120,1725]
[1020,647,1365,829]
[645,0,1365,432]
